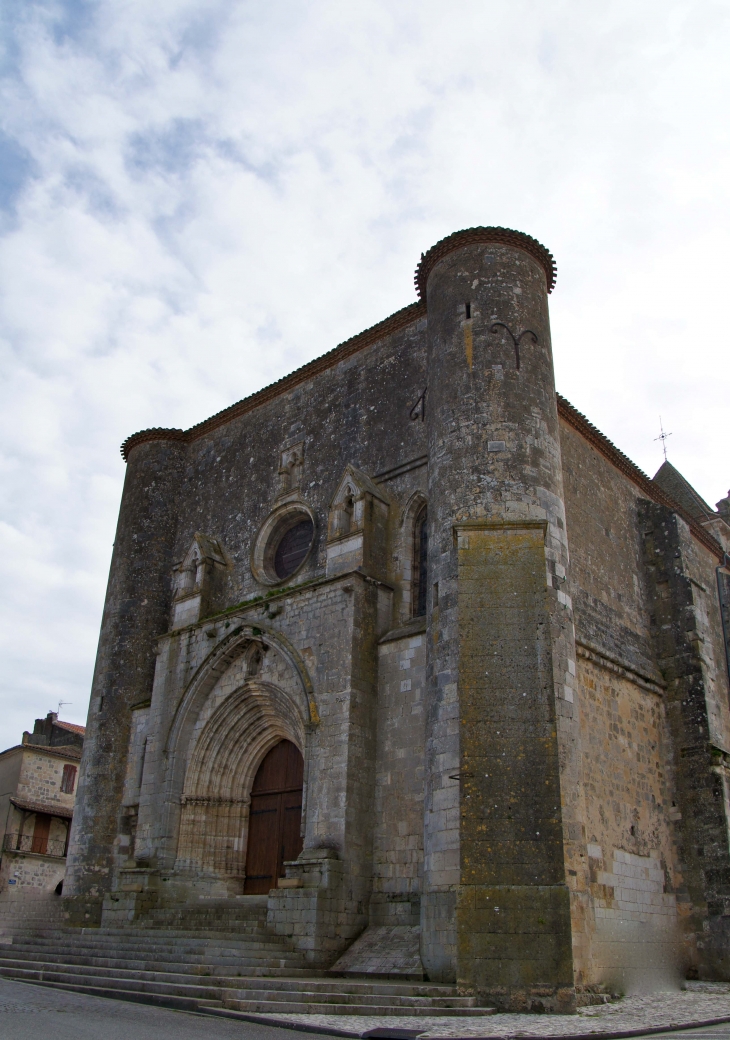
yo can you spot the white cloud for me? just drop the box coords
[1,0,729,747]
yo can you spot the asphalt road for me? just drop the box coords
[0,977,331,1040]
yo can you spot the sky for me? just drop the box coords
[0,0,729,749]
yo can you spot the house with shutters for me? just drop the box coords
[0,712,85,920]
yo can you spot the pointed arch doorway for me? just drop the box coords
[243,739,304,894]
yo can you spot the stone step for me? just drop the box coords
[0,955,305,978]
[222,1000,491,1017]
[0,976,224,1013]
[0,965,229,1000]
[7,936,298,957]
[2,949,303,970]
[0,962,473,1008]
[0,959,287,990]
[226,988,476,1008]
[0,957,492,1018]
[205,976,461,996]
[27,931,283,946]
[0,957,464,1000]
[1,949,316,978]
[0,948,300,969]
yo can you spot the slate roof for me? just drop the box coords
[652,460,716,522]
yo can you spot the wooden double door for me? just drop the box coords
[243,739,304,894]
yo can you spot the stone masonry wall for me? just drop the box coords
[576,656,683,988]
[17,749,78,813]
[559,421,659,680]
[167,319,428,616]
[371,624,426,927]
[560,415,730,984]
[560,419,688,986]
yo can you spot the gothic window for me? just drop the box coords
[340,494,354,536]
[412,505,428,617]
[61,764,77,794]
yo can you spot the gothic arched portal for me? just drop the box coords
[243,739,304,894]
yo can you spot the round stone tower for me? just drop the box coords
[418,229,584,1011]
[64,431,187,924]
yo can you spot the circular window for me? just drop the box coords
[274,517,314,580]
[251,504,316,587]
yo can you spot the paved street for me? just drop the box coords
[0,978,330,1040]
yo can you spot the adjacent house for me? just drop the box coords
[0,712,85,914]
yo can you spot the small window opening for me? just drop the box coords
[342,494,354,536]
[136,738,147,792]
[412,505,428,618]
[465,302,471,319]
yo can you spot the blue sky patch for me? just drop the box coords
[127,119,207,178]
[0,131,36,213]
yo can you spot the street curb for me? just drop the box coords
[200,1007,730,1040]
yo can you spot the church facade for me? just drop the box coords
[64,227,730,1011]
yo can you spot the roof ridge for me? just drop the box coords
[121,301,426,460]
[556,394,723,561]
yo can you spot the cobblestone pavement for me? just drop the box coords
[229,987,730,1039]
[0,977,329,1040]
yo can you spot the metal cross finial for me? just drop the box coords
[654,416,673,461]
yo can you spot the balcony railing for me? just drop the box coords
[3,833,67,858]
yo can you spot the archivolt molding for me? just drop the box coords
[175,681,305,877]
[165,621,318,760]
[182,680,306,804]
[162,622,316,876]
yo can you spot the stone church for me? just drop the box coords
[63,227,730,1011]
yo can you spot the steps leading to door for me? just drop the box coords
[0,917,493,1017]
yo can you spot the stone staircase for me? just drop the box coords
[0,898,490,1018]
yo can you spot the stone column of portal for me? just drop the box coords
[419,228,585,1011]
[64,430,186,925]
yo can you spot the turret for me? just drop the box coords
[64,431,187,923]
[419,229,583,1010]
